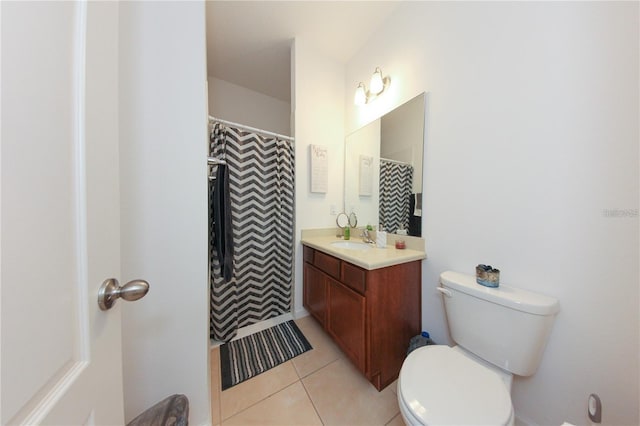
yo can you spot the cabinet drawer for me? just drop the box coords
[341,261,366,294]
[303,245,314,263]
[314,251,341,280]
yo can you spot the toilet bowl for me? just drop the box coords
[397,271,559,425]
[397,345,514,425]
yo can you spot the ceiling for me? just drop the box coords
[205,1,401,102]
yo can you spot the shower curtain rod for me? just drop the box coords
[381,157,411,166]
[208,157,226,165]
[209,115,294,142]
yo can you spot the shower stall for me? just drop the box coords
[208,117,295,342]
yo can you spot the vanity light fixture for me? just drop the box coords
[354,67,391,106]
[354,83,367,106]
[369,67,385,95]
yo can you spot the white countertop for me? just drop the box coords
[301,233,426,270]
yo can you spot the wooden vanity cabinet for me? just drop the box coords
[327,276,366,371]
[303,262,327,324]
[302,245,421,391]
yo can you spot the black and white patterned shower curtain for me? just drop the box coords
[379,160,413,234]
[209,123,295,342]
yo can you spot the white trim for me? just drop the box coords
[21,362,89,425]
[294,307,310,320]
[72,0,91,363]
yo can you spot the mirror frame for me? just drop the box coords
[336,212,349,228]
[344,93,426,236]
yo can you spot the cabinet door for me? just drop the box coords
[303,263,327,326]
[327,278,366,372]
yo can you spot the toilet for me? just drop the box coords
[397,271,559,425]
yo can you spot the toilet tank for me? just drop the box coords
[440,271,559,377]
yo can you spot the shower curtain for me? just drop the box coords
[209,122,295,342]
[379,159,413,234]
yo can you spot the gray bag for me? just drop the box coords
[407,332,435,355]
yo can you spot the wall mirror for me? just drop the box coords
[344,93,425,237]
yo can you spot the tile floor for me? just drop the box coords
[210,315,404,426]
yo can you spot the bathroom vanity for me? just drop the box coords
[301,231,425,391]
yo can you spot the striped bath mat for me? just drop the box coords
[220,320,312,390]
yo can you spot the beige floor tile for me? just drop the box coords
[302,358,400,426]
[388,378,398,395]
[210,347,222,426]
[222,381,322,426]
[293,315,317,330]
[293,316,344,378]
[386,413,406,426]
[220,360,299,420]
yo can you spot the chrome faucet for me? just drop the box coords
[360,229,375,244]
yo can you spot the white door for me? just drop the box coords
[2,2,128,424]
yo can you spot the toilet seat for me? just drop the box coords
[398,345,513,425]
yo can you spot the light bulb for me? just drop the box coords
[369,67,384,95]
[354,83,367,106]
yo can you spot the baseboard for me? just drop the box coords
[294,307,309,319]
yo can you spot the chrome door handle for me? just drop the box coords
[98,278,149,311]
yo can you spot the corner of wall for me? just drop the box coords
[291,36,346,316]
[119,2,210,425]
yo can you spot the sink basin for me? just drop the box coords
[330,241,372,251]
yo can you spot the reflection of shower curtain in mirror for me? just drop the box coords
[209,122,294,342]
[379,160,413,234]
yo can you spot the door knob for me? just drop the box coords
[98,278,149,311]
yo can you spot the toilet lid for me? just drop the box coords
[399,345,513,425]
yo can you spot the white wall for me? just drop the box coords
[208,76,291,136]
[346,2,639,425]
[119,2,210,425]
[292,38,345,316]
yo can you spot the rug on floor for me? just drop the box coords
[220,320,312,390]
